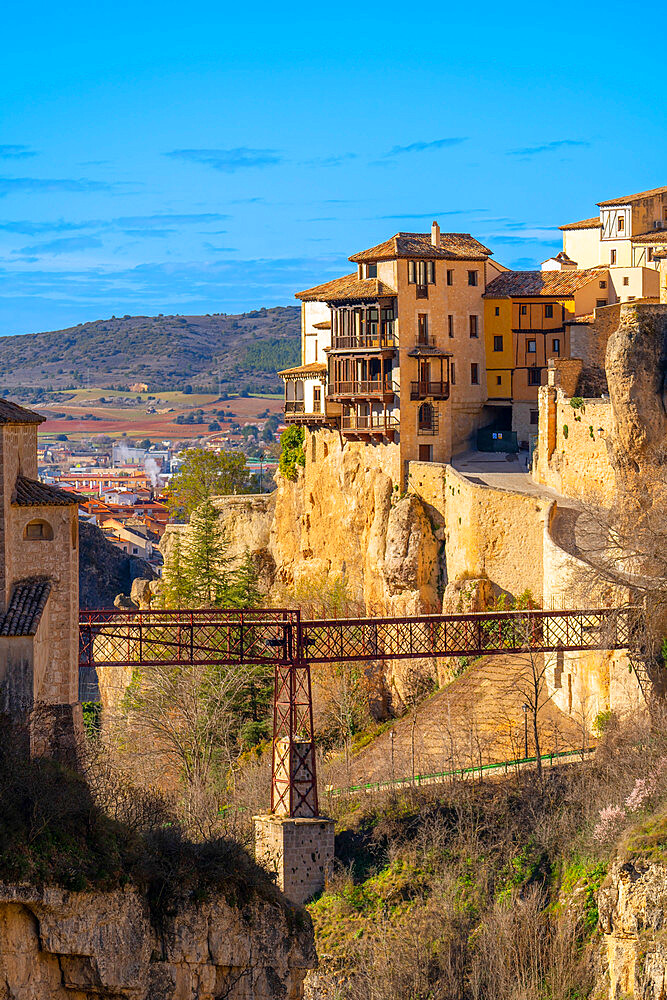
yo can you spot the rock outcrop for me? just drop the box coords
[0,883,315,999]
[597,858,667,999]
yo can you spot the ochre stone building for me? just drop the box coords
[0,399,81,755]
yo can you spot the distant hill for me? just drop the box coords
[0,307,300,392]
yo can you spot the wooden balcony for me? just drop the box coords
[285,401,305,414]
[341,412,399,442]
[331,333,396,351]
[284,401,339,427]
[410,380,450,401]
[329,379,396,401]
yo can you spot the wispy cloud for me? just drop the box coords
[165,147,283,172]
[508,139,590,158]
[0,213,231,237]
[0,145,38,160]
[372,208,488,220]
[14,235,103,259]
[0,177,116,197]
[303,153,359,168]
[384,137,468,157]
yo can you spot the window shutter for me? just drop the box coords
[408,261,416,283]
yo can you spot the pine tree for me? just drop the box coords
[160,530,192,608]
[224,550,263,608]
[183,498,230,606]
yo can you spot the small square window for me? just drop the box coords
[470,363,479,385]
[617,216,625,233]
[545,304,554,318]
[623,276,629,286]
[552,338,560,355]
[527,339,536,353]
[467,270,479,286]
[520,305,527,315]
[446,269,454,286]
[530,409,539,426]
[528,368,541,386]
[493,335,503,352]
[496,375,502,386]
[366,263,377,278]
[599,280,606,288]
[596,298,607,307]
[494,306,500,316]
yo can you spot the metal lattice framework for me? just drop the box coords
[79,605,641,818]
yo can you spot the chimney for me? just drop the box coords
[431,220,440,248]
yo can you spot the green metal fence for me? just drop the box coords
[326,746,594,797]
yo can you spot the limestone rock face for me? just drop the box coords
[597,859,667,998]
[606,303,667,479]
[382,495,440,608]
[0,883,315,1000]
[441,577,494,615]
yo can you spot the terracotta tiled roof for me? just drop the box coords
[277,362,327,377]
[295,274,396,302]
[0,577,51,636]
[484,268,606,298]
[12,475,82,506]
[598,185,667,207]
[348,232,492,263]
[0,399,45,424]
[630,229,667,244]
[558,217,601,231]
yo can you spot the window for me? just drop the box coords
[599,280,607,288]
[419,444,433,462]
[24,519,53,540]
[408,260,435,285]
[132,546,139,555]
[450,363,456,385]
[596,298,607,307]
[470,363,479,385]
[527,339,536,353]
[446,269,454,286]
[623,276,629,286]
[494,306,500,316]
[610,249,617,264]
[617,216,625,233]
[417,313,429,345]
[418,402,434,431]
[520,305,527,315]
[493,335,503,352]
[313,385,322,411]
[552,338,560,355]
[469,315,479,338]
[648,247,654,262]
[467,270,479,286]
[448,314,454,338]
[530,409,539,426]
[365,263,377,278]
[528,368,541,386]
[496,375,502,386]
[544,304,554,318]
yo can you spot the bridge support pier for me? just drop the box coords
[254,815,334,905]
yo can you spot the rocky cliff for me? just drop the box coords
[597,858,667,999]
[0,883,315,999]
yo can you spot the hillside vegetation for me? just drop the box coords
[0,307,299,392]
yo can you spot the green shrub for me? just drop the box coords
[279,425,305,480]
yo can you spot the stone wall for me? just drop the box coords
[534,385,616,503]
[0,883,315,1000]
[408,461,549,603]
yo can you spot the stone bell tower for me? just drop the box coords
[0,398,82,757]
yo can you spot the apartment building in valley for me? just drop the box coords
[281,223,506,481]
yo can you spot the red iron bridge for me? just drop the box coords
[79,605,640,817]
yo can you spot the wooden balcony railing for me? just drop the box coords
[331,333,396,350]
[341,413,399,432]
[410,380,450,401]
[329,379,396,397]
[284,401,305,413]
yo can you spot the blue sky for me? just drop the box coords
[0,0,663,337]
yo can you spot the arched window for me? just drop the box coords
[24,519,53,541]
[418,403,434,431]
